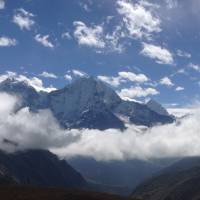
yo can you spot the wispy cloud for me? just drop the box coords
[98,71,149,87]
[73,21,125,53]
[118,86,159,100]
[13,8,35,30]
[0,0,5,9]
[175,86,184,91]
[73,21,105,49]
[188,63,200,72]
[97,76,122,87]
[35,34,54,49]
[72,69,87,77]
[141,43,174,65]
[39,71,57,79]
[62,32,72,40]
[165,0,178,9]
[117,0,161,40]
[0,37,17,47]
[176,49,191,58]
[160,76,174,87]
[64,74,72,81]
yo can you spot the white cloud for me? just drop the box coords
[139,0,160,9]
[0,93,76,153]
[0,37,17,47]
[40,71,57,79]
[64,74,72,81]
[0,72,56,93]
[3,93,200,162]
[17,76,57,92]
[53,109,200,161]
[72,69,87,77]
[35,34,54,49]
[104,25,126,53]
[64,69,87,81]
[73,21,125,53]
[188,63,200,72]
[176,49,191,58]
[73,21,105,49]
[141,43,174,65]
[118,86,159,100]
[0,93,18,115]
[0,0,5,9]
[166,0,178,9]
[0,71,17,82]
[98,71,149,87]
[160,77,174,87]
[97,76,122,87]
[175,86,184,91]
[62,32,72,40]
[13,8,35,30]
[117,0,161,39]
[118,71,149,83]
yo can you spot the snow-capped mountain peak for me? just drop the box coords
[0,77,174,130]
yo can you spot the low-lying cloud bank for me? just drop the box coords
[0,92,200,161]
[0,93,78,152]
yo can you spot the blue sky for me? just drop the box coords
[0,0,200,107]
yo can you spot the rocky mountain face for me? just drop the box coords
[146,99,170,116]
[0,150,86,188]
[0,77,174,130]
[0,164,17,185]
[132,157,200,200]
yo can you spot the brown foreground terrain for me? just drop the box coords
[0,187,140,200]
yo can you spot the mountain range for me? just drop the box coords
[68,157,164,195]
[132,156,200,200]
[0,77,174,130]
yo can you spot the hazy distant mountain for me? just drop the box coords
[132,157,200,200]
[0,150,86,188]
[68,157,163,195]
[0,77,174,130]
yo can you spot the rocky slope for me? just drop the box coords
[132,157,200,200]
[0,150,86,188]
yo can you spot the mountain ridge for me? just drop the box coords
[0,149,86,188]
[0,77,174,130]
[132,157,200,200]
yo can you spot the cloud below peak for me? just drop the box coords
[1,92,200,162]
